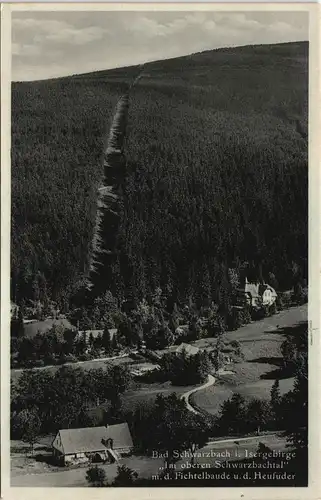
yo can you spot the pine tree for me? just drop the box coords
[88,332,94,348]
[246,398,271,434]
[111,332,119,352]
[197,263,211,308]
[91,305,101,329]
[112,465,138,486]
[102,326,112,355]
[16,408,41,454]
[17,307,25,333]
[32,275,40,303]
[270,379,281,422]
[219,393,247,435]
[94,332,103,350]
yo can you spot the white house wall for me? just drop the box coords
[52,432,64,454]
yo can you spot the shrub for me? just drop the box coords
[279,292,292,309]
[90,348,101,358]
[240,306,252,325]
[112,465,138,486]
[57,355,67,365]
[292,283,308,305]
[227,308,243,331]
[161,350,212,386]
[269,302,277,316]
[206,314,226,337]
[65,355,77,363]
[250,307,265,321]
[79,353,90,361]
[33,359,45,367]
[276,294,284,311]
[86,466,107,487]
[44,355,56,365]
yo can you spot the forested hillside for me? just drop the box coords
[11,41,308,310]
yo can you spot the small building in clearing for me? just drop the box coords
[52,423,133,466]
[174,343,200,357]
[130,362,160,377]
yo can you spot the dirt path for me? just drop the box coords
[11,455,163,487]
[180,374,216,414]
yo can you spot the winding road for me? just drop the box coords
[180,374,216,414]
[180,304,307,416]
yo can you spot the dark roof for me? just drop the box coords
[105,422,133,449]
[55,423,133,455]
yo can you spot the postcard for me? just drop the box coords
[1,3,320,500]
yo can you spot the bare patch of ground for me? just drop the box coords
[11,451,163,487]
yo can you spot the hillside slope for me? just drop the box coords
[11,42,308,307]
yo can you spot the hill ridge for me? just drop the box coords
[12,41,308,84]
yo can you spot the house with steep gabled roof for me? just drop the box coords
[235,277,277,309]
[52,423,133,466]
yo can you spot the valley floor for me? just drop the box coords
[10,304,307,486]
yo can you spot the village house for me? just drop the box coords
[236,277,277,309]
[52,423,133,466]
[174,343,200,357]
[130,362,160,377]
[259,283,278,306]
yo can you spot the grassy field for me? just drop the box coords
[121,381,201,413]
[11,355,136,385]
[192,378,294,416]
[23,318,74,338]
[192,304,307,415]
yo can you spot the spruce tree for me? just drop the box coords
[102,326,112,355]
[270,378,281,422]
[111,332,119,352]
[88,332,94,348]
[16,309,25,338]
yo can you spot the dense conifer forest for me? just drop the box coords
[11,41,308,312]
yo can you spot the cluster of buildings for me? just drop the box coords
[235,277,277,309]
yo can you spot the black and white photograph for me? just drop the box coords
[4,5,313,491]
